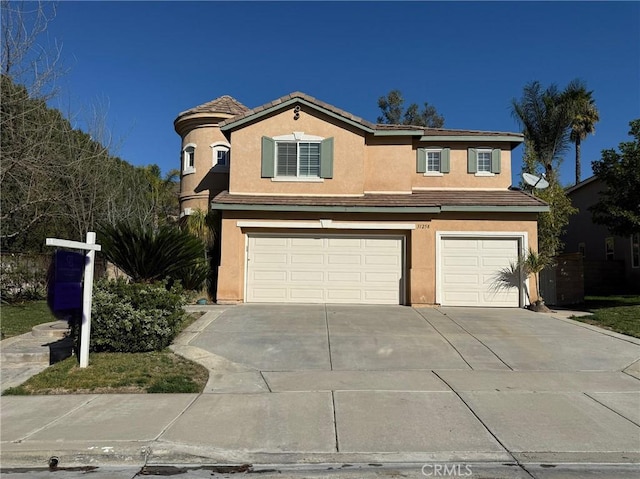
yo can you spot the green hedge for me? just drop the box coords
[76,279,186,353]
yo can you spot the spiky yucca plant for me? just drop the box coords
[99,222,208,289]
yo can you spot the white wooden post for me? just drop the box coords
[79,232,97,368]
[46,232,101,368]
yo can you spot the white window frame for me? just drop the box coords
[475,148,494,176]
[631,233,640,268]
[424,148,444,176]
[578,242,586,258]
[605,237,615,261]
[182,143,196,175]
[211,142,231,169]
[272,132,324,182]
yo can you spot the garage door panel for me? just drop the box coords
[252,288,288,300]
[365,255,400,266]
[290,271,324,282]
[444,274,479,285]
[290,288,325,300]
[291,237,322,247]
[441,237,520,307]
[364,272,398,282]
[247,235,403,304]
[328,255,362,265]
[444,256,479,267]
[328,271,362,282]
[253,253,288,264]
[445,239,479,250]
[328,237,362,248]
[327,289,362,301]
[253,237,288,247]
[253,271,287,281]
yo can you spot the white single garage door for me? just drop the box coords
[246,235,403,304]
[440,237,521,307]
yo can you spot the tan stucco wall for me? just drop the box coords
[364,137,414,192]
[228,106,366,195]
[363,139,514,193]
[178,120,230,214]
[215,211,539,306]
[411,143,513,190]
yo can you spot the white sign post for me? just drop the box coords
[46,232,101,368]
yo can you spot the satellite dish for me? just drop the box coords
[523,172,549,190]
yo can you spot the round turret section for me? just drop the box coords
[174,96,248,216]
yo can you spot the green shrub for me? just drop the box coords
[0,254,48,303]
[76,279,186,353]
[98,222,209,290]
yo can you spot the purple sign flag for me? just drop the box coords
[48,250,84,312]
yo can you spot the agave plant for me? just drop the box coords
[98,221,208,289]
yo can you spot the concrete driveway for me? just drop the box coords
[179,304,640,464]
[3,304,639,474]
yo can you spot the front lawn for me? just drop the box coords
[3,350,208,395]
[572,295,640,338]
[1,301,57,339]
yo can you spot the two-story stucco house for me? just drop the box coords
[175,92,548,307]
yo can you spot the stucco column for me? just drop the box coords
[409,223,436,305]
[216,216,244,303]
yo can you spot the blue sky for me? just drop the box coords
[44,1,639,187]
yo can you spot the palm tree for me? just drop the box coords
[562,80,600,185]
[511,81,573,184]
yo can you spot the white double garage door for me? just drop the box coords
[246,234,523,307]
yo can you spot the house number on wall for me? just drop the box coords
[417,224,430,229]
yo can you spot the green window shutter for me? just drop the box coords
[417,148,427,173]
[467,148,477,173]
[261,136,275,178]
[441,148,450,173]
[320,137,334,178]
[491,148,501,173]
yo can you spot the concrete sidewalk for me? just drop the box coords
[1,306,639,476]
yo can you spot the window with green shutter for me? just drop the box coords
[262,135,333,179]
[418,147,450,174]
[468,147,501,175]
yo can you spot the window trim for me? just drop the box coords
[273,133,324,180]
[468,147,501,175]
[424,148,444,177]
[605,236,615,261]
[631,233,640,268]
[211,141,231,169]
[475,148,494,176]
[417,147,449,175]
[182,143,196,175]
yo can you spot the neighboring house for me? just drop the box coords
[563,176,640,294]
[174,92,548,307]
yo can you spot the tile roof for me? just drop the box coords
[212,190,547,209]
[219,91,377,130]
[178,95,249,118]
[214,91,522,139]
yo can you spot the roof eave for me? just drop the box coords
[211,203,548,214]
[419,135,524,143]
[220,97,376,134]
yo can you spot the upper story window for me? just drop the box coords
[416,147,450,175]
[631,233,639,268]
[477,149,492,173]
[261,132,334,181]
[211,142,230,168]
[182,144,196,174]
[277,141,320,177]
[467,147,501,176]
[605,237,615,261]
